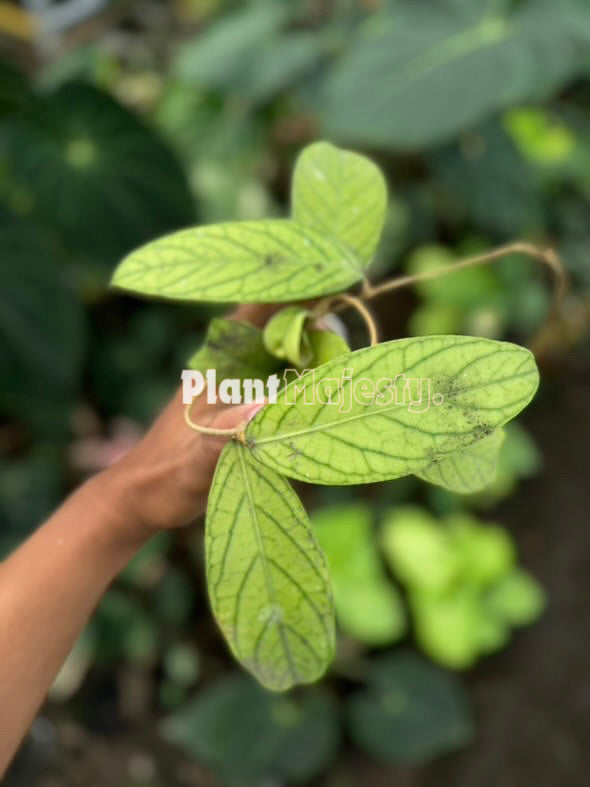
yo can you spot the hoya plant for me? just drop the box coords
[111,141,555,692]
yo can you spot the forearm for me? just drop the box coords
[0,471,147,774]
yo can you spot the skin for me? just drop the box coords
[0,304,274,775]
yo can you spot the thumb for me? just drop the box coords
[208,399,266,432]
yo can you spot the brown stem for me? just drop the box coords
[313,293,379,347]
[362,241,568,321]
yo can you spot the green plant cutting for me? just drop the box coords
[111,141,562,691]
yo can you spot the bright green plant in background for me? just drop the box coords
[112,141,548,691]
[312,503,545,670]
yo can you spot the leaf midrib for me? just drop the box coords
[249,368,536,447]
[237,444,298,684]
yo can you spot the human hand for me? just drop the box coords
[86,304,275,544]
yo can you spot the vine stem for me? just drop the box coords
[313,293,379,346]
[361,241,568,319]
[184,399,247,443]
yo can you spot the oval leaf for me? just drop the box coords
[246,335,539,485]
[206,442,335,691]
[292,141,387,266]
[415,428,505,494]
[112,219,362,303]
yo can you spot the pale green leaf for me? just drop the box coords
[381,506,461,593]
[246,335,539,485]
[313,505,406,645]
[188,319,280,381]
[308,330,350,366]
[292,141,387,266]
[448,514,515,586]
[263,307,312,366]
[416,428,505,494]
[410,588,481,669]
[112,219,361,303]
[206,442,335,691]
[483,569,545,626]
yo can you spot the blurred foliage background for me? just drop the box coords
[1,0,590,785]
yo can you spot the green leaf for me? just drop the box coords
[112,219,362,303]
[449,513,515,586]
[173,3,291,88]
[316,0,590,149]
[313,505,406,645]
[206,442,335,691]
[347,651,474,764]
[484,569,546,626]
[263,307,312,367]
[0,82,193,265]
[307,330,350,366]
[188,319,280,381]
[244,33,329,103]
[246,335,539,485]
[0,220,85,416]
[292,141,387,266]
[381,506,461,593]
[416,428,505,494]
[163,676,340,787]
[410,588,481,669]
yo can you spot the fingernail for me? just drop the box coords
[244,400,266,422]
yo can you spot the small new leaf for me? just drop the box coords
[292,141,387,266]
[112,219,361,303]
[263,306,312,366]
[246,335,539,485]
[416,428,505,494]
[206,442,335,691]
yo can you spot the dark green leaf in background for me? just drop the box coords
[0,82,194,266]
[316,0,590,149]
[164,675,340,787]
[347,651,474,764]
[188,318,281,381]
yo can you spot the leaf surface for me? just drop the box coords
[292,141,387,265]
[416,428,505,493]
[112,219,362,303]
[188,319,280,381]
[316,0,590,149]
[206,442,335,691]
[246,335,539,485]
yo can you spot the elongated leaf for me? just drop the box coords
[246,335,539,485]
[416,428,505,493]
[292,142,387,266]
[316,0,590,149]
[206,442,335,691]
[112,219,362,303]
[188,319,280,381]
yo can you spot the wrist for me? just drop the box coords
[78,464,153,558]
